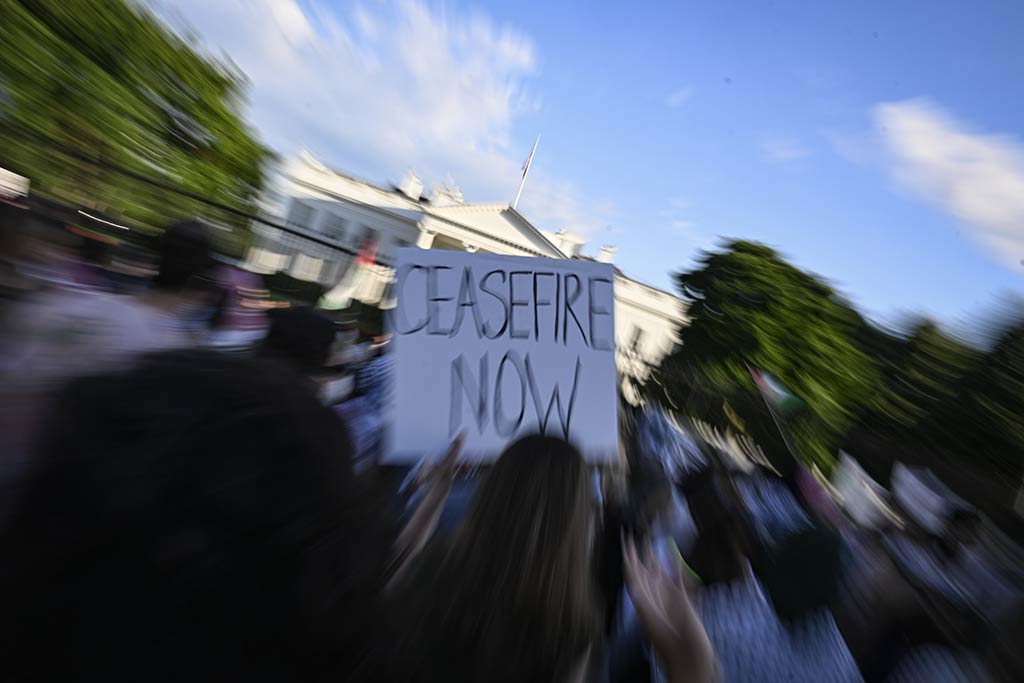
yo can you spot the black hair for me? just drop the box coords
[0,350,391,682]
[683,468,750,584]
[260,306,337,374]
[153,219,213,291]
[623,465,673,541]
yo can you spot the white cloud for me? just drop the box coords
[146,0,609,235]
[875,98,1024,268]
[665,87,693,108]
[760,135,811,162]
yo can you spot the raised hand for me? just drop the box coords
[389,434,466,589]
[623,534,716,683]
[415,432,465,491]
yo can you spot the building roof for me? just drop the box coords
[423,203,567,257]
[292,153,567,258]
[288,153,682,301]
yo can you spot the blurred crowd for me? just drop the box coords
[0,205,1022,683]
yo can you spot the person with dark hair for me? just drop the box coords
[258,305,360,409]
[761,523,846,620]
[152,219,214,291]
[392,434,604,683]
[598,465,673,637]
[606,463,709,683]
[143,219,221,340]
[260,305,338,375]
[0,350,392,682]
[684,468,752,585]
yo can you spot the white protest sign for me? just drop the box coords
[385,248,619,463]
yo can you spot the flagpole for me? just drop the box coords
[745,362,800,461]
[513,135,539,210]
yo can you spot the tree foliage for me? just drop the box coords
[0,0,270,250]
[650,239,1024,502]
[864,318,979,435]
[940,318,1024,480]
[649,240,876,471]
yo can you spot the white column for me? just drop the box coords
[416,229,436,249]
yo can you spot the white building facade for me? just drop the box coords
[246,153,686,401]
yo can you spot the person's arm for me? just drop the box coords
[387,434,464,587]
[623,535,716,683]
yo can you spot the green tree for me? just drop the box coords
[945,318,1024,480]
[865,318,979,435]
[0,0,270,250]
[648,240,877,472]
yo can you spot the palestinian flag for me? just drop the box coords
[750,368,804,417]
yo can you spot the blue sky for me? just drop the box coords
[155,0,1024,329]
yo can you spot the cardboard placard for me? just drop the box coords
[385,248,618,463]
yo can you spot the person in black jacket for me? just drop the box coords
[0,350,393,682]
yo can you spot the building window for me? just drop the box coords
[287,200,315,229]
[321,213,347,243]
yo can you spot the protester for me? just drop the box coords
[0,218,219,483]
[761,523,847,619]
[355,339,394,410]
[258,304,364,412]
[606,467,708,683]
[597,477,632,636]
[684,468,752,585]
[598,465,675,634]
[392,434,604,683]
[1,206,88,291]
[259,305,338,376]
[2,218,216,384]
[336,338,394,466]
[623,536,716,683]
[4,214,1021,683]
[146,219,220,342]
[206,262,270,351]
[0,350,392,682]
